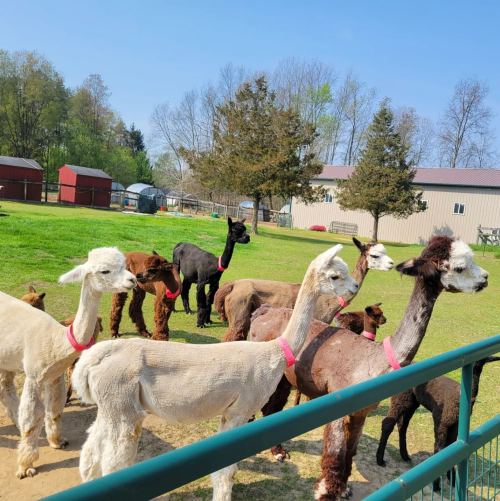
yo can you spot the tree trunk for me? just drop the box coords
[252,196,260,235]
[372,215,379,241]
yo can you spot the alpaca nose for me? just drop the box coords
[482,269,490,279]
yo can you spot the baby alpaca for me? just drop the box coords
[376,356,500,492]
[20,286,46,311]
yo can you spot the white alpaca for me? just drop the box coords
[0,247,136,479]
[72,244,359,499]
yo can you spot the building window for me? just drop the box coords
[453,202,466,215]
[420,200,428,212]
[325,193,333,203]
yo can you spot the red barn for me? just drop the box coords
[0,156,43,201]
[58,165,112,208]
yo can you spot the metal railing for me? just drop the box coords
[329,220,359,236]
[43,334,500,501]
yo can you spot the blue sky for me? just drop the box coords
[2,0,500,153]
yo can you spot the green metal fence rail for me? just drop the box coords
[43,334,500,501]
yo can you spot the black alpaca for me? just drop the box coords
[173,217,250,328]
[376,356,500,492]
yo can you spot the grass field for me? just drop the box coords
[0,200,500,500]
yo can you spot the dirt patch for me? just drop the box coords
[67,258,86,263]
[18,280,53,289]
[197,235,216,239]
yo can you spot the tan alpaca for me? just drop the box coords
[216,238,394,342]
[0,247,136,479]
[72,244,359,500]
[20,286,46,311]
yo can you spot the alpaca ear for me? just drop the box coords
[240,218,246,224]
[228,217,233,226]
[58,264,88,284]
[374,302,382,307]
[152,250,159,256]
[326,244,343,259]
[365,306,375,317]
[39,293,46,299]
[352,237,366,252]
[29,285,36,294]
[396,257,437,278]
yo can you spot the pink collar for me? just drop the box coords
[66,324,94,351]
[277,336,295,368]
[334,312,341,319]
[337,296,349,309]
[362,331,376,340]
[166,287,180,299]
[218,256,227,272]
[383,336,401,370]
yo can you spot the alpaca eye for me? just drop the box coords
[370,254,380,258]
[331,276,339,281]
[101,270,111,275]
[455,267,464,273]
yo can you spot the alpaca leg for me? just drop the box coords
[129,287,150,337]
[293,390,302,406]
[376,415,397,467]
[0,370,20,428]
[151,295,171,341]
[100,413,147,477]
[110,292,128,338]
[181,278,193,314]
[343,414,367,497]
[210,413,248,501]
[196,282,208,328]
[79,418,105,481]
[17,378,45,479]
[397,399,420,463]
[261,376,292,461]
[204,281,219,325]
[66,361,76,403]
[432,423,449,492]
[44,375,68,449]
[314,418,347,500]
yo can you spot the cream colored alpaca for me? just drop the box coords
[73,244,359,500]
[0,247,136,479]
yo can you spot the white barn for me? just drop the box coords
[291,166,500,244]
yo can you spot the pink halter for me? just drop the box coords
[277,336,295,367]
[337,296,349,309]
[362,331,376,340]
[165,287,180,299]
[383,337,401,370]
[334,312,341,319]
[218,256,227,272]
[66,324,94,351]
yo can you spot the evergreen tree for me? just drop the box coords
[335,99,423,241]
[180,76,324,234]
[128,123,146,155]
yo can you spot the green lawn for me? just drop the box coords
[1,200,500,499]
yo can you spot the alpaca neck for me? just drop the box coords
[471,363,486,401]
[338,254,368,307]
[219,233,236,269]
[282,271,319,355]
[389,276,443,366]
[364,317,377,335]
[72,276,102,345]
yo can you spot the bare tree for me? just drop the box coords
[438,77,496,168]
[393,106,436,166]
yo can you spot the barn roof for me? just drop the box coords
[317,165,500,189]
[0,156,43,170]
[61,165,112,179]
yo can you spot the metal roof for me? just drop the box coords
[61,165,112,179]
[317,165,500,189]
[0,156,43,170]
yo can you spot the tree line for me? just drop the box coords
[0,50,152,186]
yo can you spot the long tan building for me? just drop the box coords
[291,166,500,244]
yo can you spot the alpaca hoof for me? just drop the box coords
[111,333,121,339]
[271,446,290,462]
[52,439,69,449]
[345,486,353,497]
[206,319,214,325]
[140,331,151,338]
[198,324,205,329]
[16,467,37,479]
[377,459,386,467]
[402,456,412,463]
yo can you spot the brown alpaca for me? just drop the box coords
[249,236,489,500]
[20,286,46,311]
[217,238,394,342]
[293,303,387,407]
[109,251,181,341]
[63,315,104,403]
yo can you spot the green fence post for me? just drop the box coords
[456,361,473,499]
